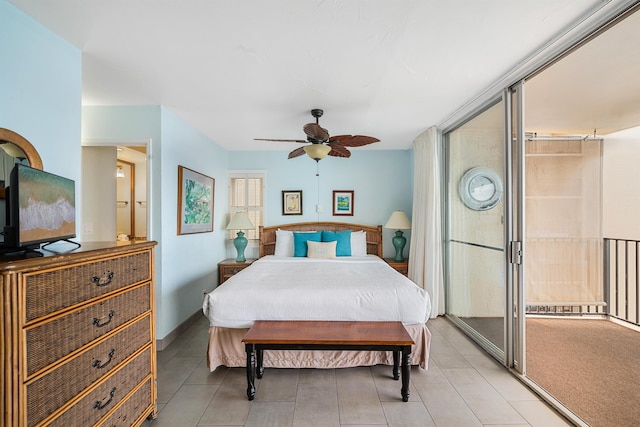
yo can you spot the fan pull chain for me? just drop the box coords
[317,162,321,221]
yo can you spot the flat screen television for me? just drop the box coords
[3,164,76,251]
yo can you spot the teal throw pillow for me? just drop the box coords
[322,230,352,256]
[293,231,322,257]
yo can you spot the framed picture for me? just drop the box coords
[282,190,303,215]
[177,165,215,235]
[333,190,354,216]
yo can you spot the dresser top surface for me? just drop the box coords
[0,240,157,273]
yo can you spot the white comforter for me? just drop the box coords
[203,255,431,328]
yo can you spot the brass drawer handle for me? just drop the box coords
[91,271,115,287]
[92,348,115,369]
[92,310,115,327]
[93,387,116,410]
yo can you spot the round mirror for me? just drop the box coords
[0,128,43,170]
[459,167,503,211]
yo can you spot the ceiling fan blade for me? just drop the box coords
[288,146,307,159]
[303,123,330,141]
[328,144,351,158]
[254,138,307,143]
[328,135,380,147]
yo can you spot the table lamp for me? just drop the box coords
[226,212,254,262]
[384,211,411,261]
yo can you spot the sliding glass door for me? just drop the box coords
[445,101,507,358]
[444,6,640,425]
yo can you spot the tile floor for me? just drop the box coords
[143,315,572,427]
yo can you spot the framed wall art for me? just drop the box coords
[282,190,303,215]
[177,165,215,235]
[332,190,354,216]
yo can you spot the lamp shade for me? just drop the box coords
[226,212,254,230]
[0,142,26,158]
[303,144,331,161]
[384,211,411,230]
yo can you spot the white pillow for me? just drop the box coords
[274,229,294,257]
[350,230,368,256]
[274,229,318,257]
[307,240,337,258]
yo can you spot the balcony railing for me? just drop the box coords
[525,237,605,316]
[526,237,640,328]
[604,238,640,326]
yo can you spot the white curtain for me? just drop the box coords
[409,126,444,318]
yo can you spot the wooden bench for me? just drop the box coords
[242,320,414,401]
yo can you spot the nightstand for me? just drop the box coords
[218,258,256,285]
[385,258,408,276]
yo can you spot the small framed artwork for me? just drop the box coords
[282,190,303,215]
[177,165,215,235]
[333,190,354,216]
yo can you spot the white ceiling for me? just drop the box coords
[525,6,640,136]
[11,0,636,152]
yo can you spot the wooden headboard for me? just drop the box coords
[259,222,383,258]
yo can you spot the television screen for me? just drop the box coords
[7,164,76,248]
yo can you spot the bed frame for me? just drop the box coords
[259,222,383,258]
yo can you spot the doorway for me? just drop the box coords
[81,141,149,242]
[116,146,147,241]
[116,159,134,239]
[517,7,640,425]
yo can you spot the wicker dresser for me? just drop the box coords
[0,241,157,427]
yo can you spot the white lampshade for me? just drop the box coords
[384,211,411,230]
[0,142,26,158]
[303,144,331,160]
[226,212,254,230]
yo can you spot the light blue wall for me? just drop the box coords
[0,0,82,214]
[82,105,230,339]
[229,149,413,258]
[159,107,228,337]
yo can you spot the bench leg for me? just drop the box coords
[245,344,256,400]
[257,349,264,379]
[401,346,411,402]
[392,350,399,380]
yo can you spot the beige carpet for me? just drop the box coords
[526,318,640,427]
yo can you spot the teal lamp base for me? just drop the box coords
[392,230,406,262]
[233,231,248,262]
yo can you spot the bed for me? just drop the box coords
[202,222,432,370]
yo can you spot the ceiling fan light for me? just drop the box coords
[303,144,331,161]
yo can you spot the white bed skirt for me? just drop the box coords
[206,323,431,371]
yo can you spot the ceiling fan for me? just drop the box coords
[254,109,380,161]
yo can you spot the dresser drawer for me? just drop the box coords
[47,348,152,427]
[97,378,153,427]
[26,283,150,377]
[26,316,151,426]
[24,250,151,322]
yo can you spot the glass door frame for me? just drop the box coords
[441,85,525,370]
[505,82,525,374]
[442,95,511,364]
